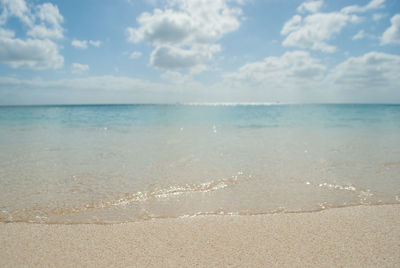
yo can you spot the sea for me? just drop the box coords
[0,104,399,224]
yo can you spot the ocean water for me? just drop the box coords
[0,104,399,224]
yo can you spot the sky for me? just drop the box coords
[0,0,399,105]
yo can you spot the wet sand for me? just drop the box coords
[1,205,399,267]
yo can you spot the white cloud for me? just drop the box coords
[1,51,400,104]
[1,1,63,39]
[0,27,13,37]
[352,30,376,40]
[71,63,89,74]
[0,0,64,69]
[297,0,323,14]
[327,52,400,92]
[27,3,63,39]
[71,39,102,49]
[161,70,200,85]
[126,9,193,45]
[71,39,88,49]
[35,3,62,26]
[341,0,385,14]
[126,0,242,71]
[28,24,62,40]
[281,12,359,53]
[0,33,63,69]
[221,51,400,102]
[281,15,302,36]
[352,30,365,40]
[89,40,101,47]
[381,14,400,45]
[129,51,142,59]
[150,46,200,69]
[0,0,33,26]
[150,44,219,70]
[225,51,326,89]
[281,0,387,53]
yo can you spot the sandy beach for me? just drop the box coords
[0,204,399,267]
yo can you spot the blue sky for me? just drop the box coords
[0,0,399,104]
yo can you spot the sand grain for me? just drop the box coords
[0,205,399,267]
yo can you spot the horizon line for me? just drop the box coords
[1,102,400,107]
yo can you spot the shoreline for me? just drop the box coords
[1,204,399,267]
[2,202,400,225]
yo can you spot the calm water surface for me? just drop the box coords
[0,104,399,223]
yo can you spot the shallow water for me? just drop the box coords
[0,104,399,223]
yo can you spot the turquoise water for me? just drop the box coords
[0,104,399,223]
[1,104,399,128]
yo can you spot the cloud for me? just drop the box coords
[281,0,386,53]
[0,0,63,39]
[352,30,376,40]
[71,63,89,74]
[341,0,384,14]
[27,24,62,40]
[161,70,193,84]
[224,50,326,89]
[281,12,359,53]
[0,0,33,26]
[352,30,365,40]
[27,3,64,39]
[88,40,101,47]
[126,9,192,45]
[0,75,207,105]
[0,32,63,69]
[0,27,13,37]
[129,51,142,59]
[1,51,400,104]
[126,0,242,71]
[297,0,323,14]
[327,52,400,91]
[150,44,219,70]
[71,39,102,49]
[0,76,148,91]
[0,0,64,70]
[223,51,400,102]
[381,14,400,45]
[372,13,386,21]
[71,39,88,49]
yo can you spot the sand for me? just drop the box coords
[0,205,399,267]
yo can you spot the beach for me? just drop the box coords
[1,0,400,265]
[1,205,399,267]
[1,105,399,266]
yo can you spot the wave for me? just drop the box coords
[306,181,375,204]
[93,203,400,223]
[1,178,399,224]
[0,177,239,223]
[106,177,238,207]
